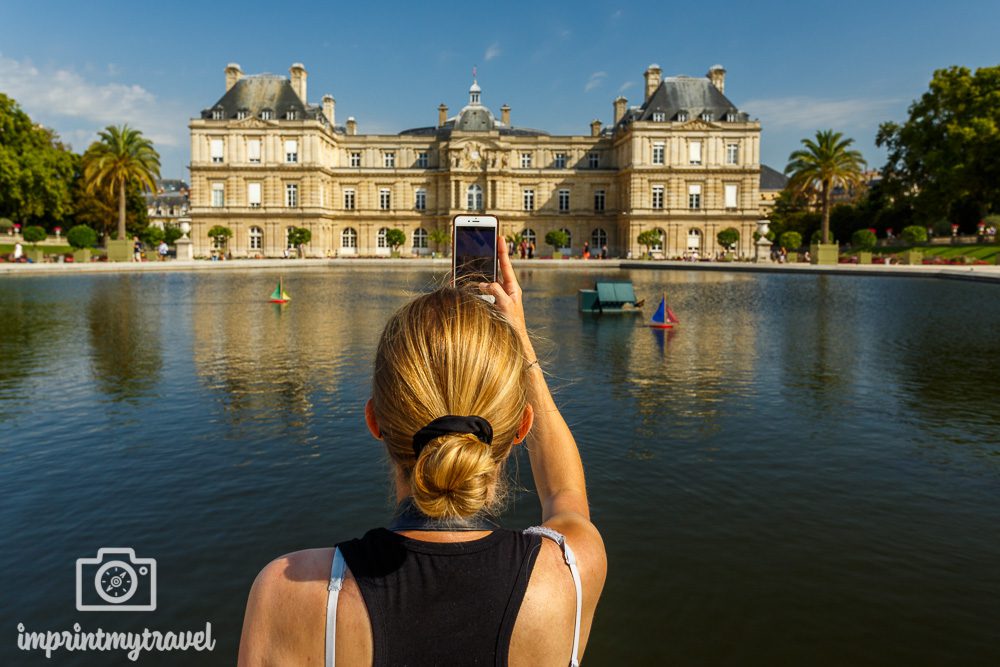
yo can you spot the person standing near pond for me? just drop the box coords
[13,241,23,262]
[157,240,169,261]
[238,238,606,666]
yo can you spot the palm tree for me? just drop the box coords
[83,125,160,241]
[785,130,866,244]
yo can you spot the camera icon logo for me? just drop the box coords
[76,548,157,612]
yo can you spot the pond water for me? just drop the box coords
[2,268,999,666]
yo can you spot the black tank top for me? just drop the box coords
[337,527,544,666]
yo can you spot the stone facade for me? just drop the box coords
[189,63,762,259]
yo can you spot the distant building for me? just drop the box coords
[189,62,762,258]
[146,179,190,230]
[758,165,788,217]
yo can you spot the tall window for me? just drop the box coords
[249,226,263,250]
[725,112,737,122]
[343,188,355,210]
[652,142,664,165]
[211,108,223,120]
[377,227,389,248]
[415,188,427,211]
[350,152,361,167]
[413,228,428,248]
[237,109,248,120]
[700,112,712,122]
[260,109,273,120]
[285,183,298,208]
[383,152,395,168]
[688,141,702,165]
[522,228,536,247]
[554,153,567,169]
[247,182,261,208]
[467,184,483,211]
[651,228,665,252]
[588,152,599,168]
[341,227,357,248]
[286,109,297,120]
[379,188,391,210]
[247,139,261,164]
[594,189,606,212]
[559,227,572,248]
[724,184,739,210]
[417,152,429,168]
[688,184,702,210]
[210,139,224,163]
[523,189,535,211]
[652,186,664,209]
[284,140,298,163]
[652,112,666,122]
[520,152,532,168]
[726,143,739,165]
[211,183,224,207]
[285,227,297,249]
[591,228,607,248]
[558,189,570,212]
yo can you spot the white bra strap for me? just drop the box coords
[524,526,583,667]
[325,547,346,667]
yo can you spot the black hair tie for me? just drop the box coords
[412,415,493,458]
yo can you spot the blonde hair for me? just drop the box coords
[372,287,529,519]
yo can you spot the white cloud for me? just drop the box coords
[0,53,185,149]
[484,42,501,62]
[611,9,623,19]
[584,71,607,93]
[742,95,904,131]
[617,81,636,94]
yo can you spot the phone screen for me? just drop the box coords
[453,225,497,285]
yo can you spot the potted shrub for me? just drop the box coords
[808,229,838,265]
[207,225,233,259]
[385,228,406,258]
[428,227,450,258]
[636,229,662,259]
[716,227,740,259]
[779,231,801,263]
[0,218,13,236]
[67,225,98,263]
[545,229,569,259]
[900,225,927,264]
[286,227,312,258]
[851,228,877,264]
[22,225,47,262]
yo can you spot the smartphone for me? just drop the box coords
[452,214,498,288]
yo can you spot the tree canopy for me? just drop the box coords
[83,125,160,242]
[877,65,1000,228]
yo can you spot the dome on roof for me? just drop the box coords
[470,80,481,93]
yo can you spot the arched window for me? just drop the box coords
[559,227,572,248]
[591,228,607,248]
[249,226,263,250]
[522,228,536,246]
[413,227,428,249]
[466,184,483,211]
[652,227,665,252]
[341,227,357,248]
[377,227,389,248]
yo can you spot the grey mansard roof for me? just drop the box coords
[618,76,750,128]
[200,75,341,130]
[399,121,549,138]
[760,165,788,191]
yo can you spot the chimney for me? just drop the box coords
[438,103,448,127]
[322,94,335,126]
[289,63,307,102]
[225,63,243,92]
[613,96,627,125]
[590,119,603,137]
[708,65,726,94]
[644,64,662,102]
[346,117,357,135]
[500,104,510,126]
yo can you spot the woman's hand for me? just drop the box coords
[479,235,532,354]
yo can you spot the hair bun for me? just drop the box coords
[411,432,495,519]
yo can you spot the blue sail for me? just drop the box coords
[651,297,666,324]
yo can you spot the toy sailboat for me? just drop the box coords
[268,278,291,304]
[648,293,679,329]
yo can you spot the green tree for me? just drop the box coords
[22,225,46,247]
[779,231,802,251]
[163,223,183,245]
[716,227,739,251]
[545,229,569,254]
[877,65,1000,228]
[900,225,928,244]
[385,228,406,253]
[142,225,165,247]
[636,229,662,257]
[207,225,233,254]
[0,94,76,227]
[287,227,312,257]
[785,129,867,245]
[82,125,160,242]
[67,225,98,249]
[428,227,450,256]
[851,229,877,251]
[70,168,149,239]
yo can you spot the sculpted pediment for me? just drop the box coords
[678,119,718,131]
[234,118,275,129]
[448,138,506,170]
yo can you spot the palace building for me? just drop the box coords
[188,62,762,258]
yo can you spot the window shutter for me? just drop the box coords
[210,139,224,160]
[688,141,702,163]
[725,184,738,208]
[248,182,261,205]
[247,140,261,161]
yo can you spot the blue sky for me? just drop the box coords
[2,0,998,179]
